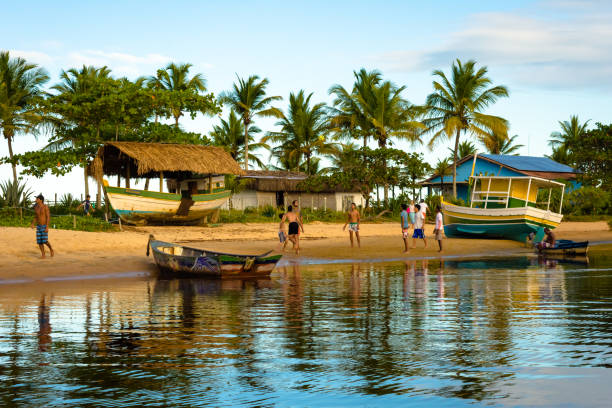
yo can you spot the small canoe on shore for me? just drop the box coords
[537,240,589,256]
[147,235,282,278]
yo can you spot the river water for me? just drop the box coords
[1,251,612,407]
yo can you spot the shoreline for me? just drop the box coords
[1,221,610,282]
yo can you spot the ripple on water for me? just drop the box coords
[0,257,611,407]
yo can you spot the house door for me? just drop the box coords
[276,191,284,207]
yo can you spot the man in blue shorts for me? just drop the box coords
[30,194,54,258]
[412,204,427,249]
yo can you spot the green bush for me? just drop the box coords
[563,187,610,216]
[0,179,33,208]
[261,204,277,218]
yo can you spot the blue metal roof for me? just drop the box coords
[480,154,577,173]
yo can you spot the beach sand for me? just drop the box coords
[1,221,610,281]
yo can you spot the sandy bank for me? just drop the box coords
[1,221,610,281]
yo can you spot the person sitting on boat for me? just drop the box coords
[537,228,556,250]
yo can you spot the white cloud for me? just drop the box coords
[9,50,54,65]
[377,1,612,89]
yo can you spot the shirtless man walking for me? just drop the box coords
[342,202,361,248]
[30,194,54,258]
[281,205,304,255]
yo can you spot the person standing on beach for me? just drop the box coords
[30,194,54,258]
[419,199,428,219]
[291,199,304,234]
[76,194,92,216]
[409,200,416,228]
[281,205,303,255]
[278,212,289,251]
[343,202,361,248]
[400,203,411,253]
[433,206,444,252]
[412,203,427,249]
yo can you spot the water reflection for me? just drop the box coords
[0,255,611,407]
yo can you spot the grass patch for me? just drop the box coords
[0,208,115,232]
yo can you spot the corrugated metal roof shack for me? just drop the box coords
[420,154,580,201]
[224,170,366,212]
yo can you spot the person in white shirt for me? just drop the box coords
[434,206,444,252]
[419,199,428,218]
[412,204,427,249]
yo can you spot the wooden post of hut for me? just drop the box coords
[208,175,213,193]
[126,165,131,188]
[159,171,164,193]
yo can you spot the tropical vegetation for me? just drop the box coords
[1,50,610,220]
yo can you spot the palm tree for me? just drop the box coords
[329,69,423,201]
[328,69,382,147]
[549,115,590,153]
[432,158,452,195]
[220,75,282,170]
[152,62,206,127]
[325,142,360,174]
[210,110,267,168]
[423,59,509,198]
[447,140,477,163]
[0,51,49,182]
[264,90,334,175]
[481,133,524,155]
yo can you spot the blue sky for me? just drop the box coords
[2,0,611,198]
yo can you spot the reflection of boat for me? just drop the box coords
[538,240,589,256]
[442,155,567,242]
[92,142,244,225]
[147,235,282,278]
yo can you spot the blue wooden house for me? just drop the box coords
[421,154,580,201]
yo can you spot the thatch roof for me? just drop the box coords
[240,170,360,193]
[92,142,244,180]
[241,170,308,192]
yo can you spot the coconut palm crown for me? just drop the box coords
[219,75,282,170]
[264,90,334,175]
[423,59,509,198]
[0,51,49,182]
[210,110,267,168]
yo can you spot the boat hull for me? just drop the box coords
[442,200,563,242]
[149,239,282,279]
[104,185,230,224]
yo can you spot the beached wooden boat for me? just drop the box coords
[537,240,589,256]
[92,142,244,225]
[442,160,566,242]
[146,235,282,278]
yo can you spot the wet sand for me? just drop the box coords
[1,221,610,281]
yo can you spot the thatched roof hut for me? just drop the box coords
[92,142,244,180]
[242,170,308,192]
[241,170,361,193]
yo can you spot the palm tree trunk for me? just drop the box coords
[243,122,249,171]
[96,178,102,209]
[6,135,18,183]
[84,166,90,198]
[452,129,460,198]
[174,114,179,128]
[144,178,150,190]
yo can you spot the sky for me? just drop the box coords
[2,0,611,199]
